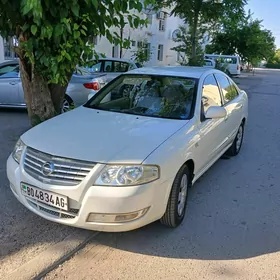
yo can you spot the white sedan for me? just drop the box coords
[6,66,248,232]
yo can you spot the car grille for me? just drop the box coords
[24,147,95,186]
[27,198,79,219]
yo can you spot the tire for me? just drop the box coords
[225,122,244,157]
[160,165,191,228]
[62,95,74,113]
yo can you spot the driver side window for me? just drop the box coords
[202,74,222,112]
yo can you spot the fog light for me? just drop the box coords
[115,208,149,222]
[87,207,150,223]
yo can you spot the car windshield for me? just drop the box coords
[84,74,197,120]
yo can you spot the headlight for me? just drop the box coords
[12,139,26,164]
[95,165,159,186]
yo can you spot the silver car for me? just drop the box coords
[85,57,138,83]
[0,60,107,112]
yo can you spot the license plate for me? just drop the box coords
[21,183,68,211]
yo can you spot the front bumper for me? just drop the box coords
[7,155,173,232]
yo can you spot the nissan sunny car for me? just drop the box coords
[6,66,248,232]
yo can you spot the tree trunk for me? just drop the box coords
[190,0,203,63]
[191,23,198,60]
[19,59,66,126]
[49,83,70,113]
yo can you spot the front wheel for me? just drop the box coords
[226,123,244,156]
[160,165,191,228]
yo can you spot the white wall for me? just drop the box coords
[0,36,4,62]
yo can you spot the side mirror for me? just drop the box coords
[205,106,227,119]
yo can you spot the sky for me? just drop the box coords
[246,0,280,49]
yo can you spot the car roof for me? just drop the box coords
[0,59,19,67]
[126,66,219,79]
[98,57,135,63]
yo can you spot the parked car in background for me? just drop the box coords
[7,66,248,232]
[203,58,216,68]
[204,54,242,76]
[0,60,107,112]
[85,57,138,83]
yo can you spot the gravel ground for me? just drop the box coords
[44,69,280,280]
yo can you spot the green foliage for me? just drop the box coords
[0,0,153,86]
[206,13,276,64]
[265,63,280,69]
[267,49,280,68]
[165,0,247,61]
[132,39,153,66]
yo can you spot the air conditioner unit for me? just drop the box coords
[156,11,165,19]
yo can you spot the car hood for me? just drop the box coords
[21,107,187,164]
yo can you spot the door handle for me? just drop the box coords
[9,81,18,85]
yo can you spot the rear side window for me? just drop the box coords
[104,61,113,72]
[113,61,129,72]
[215,73,238,103]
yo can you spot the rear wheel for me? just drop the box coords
[225,123,244,156]
[62,95,74,113]
[160,165,191,228]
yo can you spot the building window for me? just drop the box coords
[4,37,18,60]
[157,44,163,61]
[147,14,153,25]
[137,41,143,48]
[93,36,98,45]
[112,45,119,58]
[144,43,151,59]
[159,19,165,31]
[131,41,136,47]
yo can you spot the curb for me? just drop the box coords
[5,230,99,280]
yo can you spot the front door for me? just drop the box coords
[195,74,228,175]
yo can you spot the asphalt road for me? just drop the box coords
[1,69,280,280]
[0,110,88,279]
[44,69,280,280]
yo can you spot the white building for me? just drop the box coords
[94,9,184,66]
[0,8,185,66]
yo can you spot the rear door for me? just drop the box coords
[0,63,22,105]
[214,73,243,144]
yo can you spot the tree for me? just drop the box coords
[206,14,276,65]
[0,0,154,126]
[266,49,280,68]
[171,25,204,66]
[165,0,247,64]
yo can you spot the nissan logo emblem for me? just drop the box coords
[41,161,55,176]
